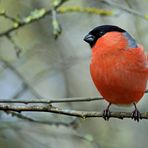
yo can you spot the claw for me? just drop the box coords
[102,103,111,121]
[103,109,111,120]
[131,103,142,122]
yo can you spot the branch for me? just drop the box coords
[0,0,68,37]
[6,34,22,57]
[5,111,78,128]
[0,10,20,23]
[52,9,62,39]
[0,97,103,104]
[57,6,113,16]
[102,0,148,20]
[0,88,147,104]
[0,103,148,120]
[1,0,147,38]
[0,59,43,98]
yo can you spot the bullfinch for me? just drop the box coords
[84,25,148,121]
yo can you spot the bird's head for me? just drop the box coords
[84,25,125,47]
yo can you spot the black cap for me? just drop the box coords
[84,25,125,47]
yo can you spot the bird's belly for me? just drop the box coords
[90,60,147,105]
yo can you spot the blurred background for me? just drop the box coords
[0,0,148,148]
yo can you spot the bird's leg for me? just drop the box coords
[131,103,141,122]
[103,102,111,121]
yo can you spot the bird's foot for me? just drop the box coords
[102,103,111,121]
[103,109,111,121]
[131,103,142,122]
[131,109,141,122]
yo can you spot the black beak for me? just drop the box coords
[84,34,95,43]
[84,34,95,47]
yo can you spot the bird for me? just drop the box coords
[84,25,148,121]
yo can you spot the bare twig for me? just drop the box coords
[0,59,42,98]
[0,97,103,104]
[101,0,148,20]
[0,10,20,23]
[5,111,78,127]
[0,103,148,120]
[6,34,22,57]
[0,88,147,104]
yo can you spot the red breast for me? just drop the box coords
[90,31,147,105]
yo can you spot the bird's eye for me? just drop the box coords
[99,31,104,36]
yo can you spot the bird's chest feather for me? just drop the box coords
[90,49,123,86]
[90,47,147,97]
